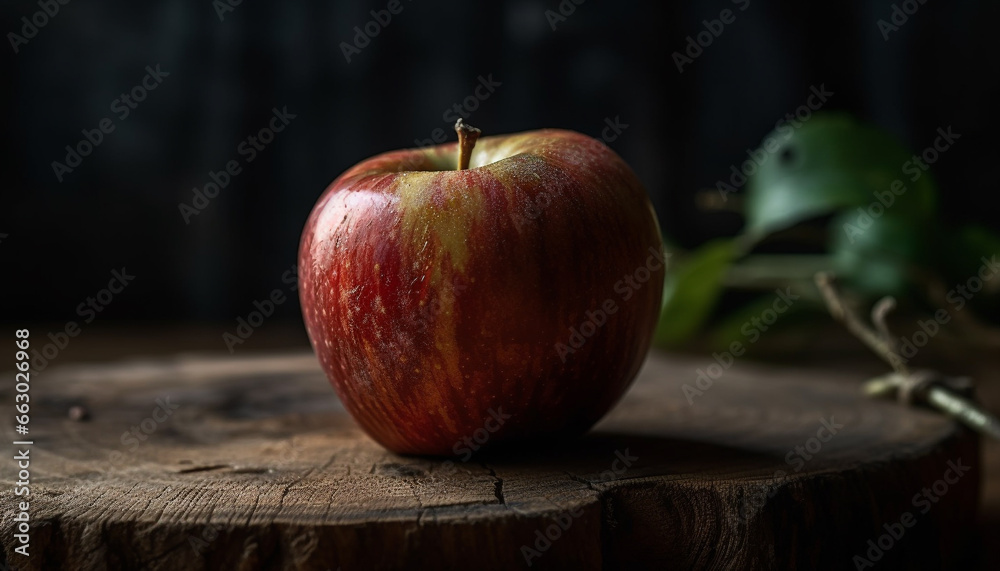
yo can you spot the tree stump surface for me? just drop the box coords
[0,351,980,570]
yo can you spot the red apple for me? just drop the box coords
[299,121,665,455]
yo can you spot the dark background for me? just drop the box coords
[2,0,998,330]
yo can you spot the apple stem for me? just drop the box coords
[455,119,481,170]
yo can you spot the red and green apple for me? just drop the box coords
[299,120,665,455]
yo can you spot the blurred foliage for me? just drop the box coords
[829,212,932,297]
[655,112,1000,351]
[744,113,937,238]
[654,239,735,346]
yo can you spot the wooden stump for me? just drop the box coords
[0,352,980,570]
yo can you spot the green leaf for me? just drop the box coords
[654,239,736,347]
[829,212,928,298]
[744,113,937,239]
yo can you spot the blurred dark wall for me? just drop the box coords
[2,0,998,323]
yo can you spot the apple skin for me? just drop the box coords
[299,128,665,455]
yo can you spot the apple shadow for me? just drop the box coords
[463,430,784,480]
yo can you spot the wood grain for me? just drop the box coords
[0,351,980,570]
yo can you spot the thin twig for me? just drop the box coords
[816,273,1000,440]
[814,272,908,375]
[871,297,898,354]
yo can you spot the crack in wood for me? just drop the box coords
[482,463,506,507]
